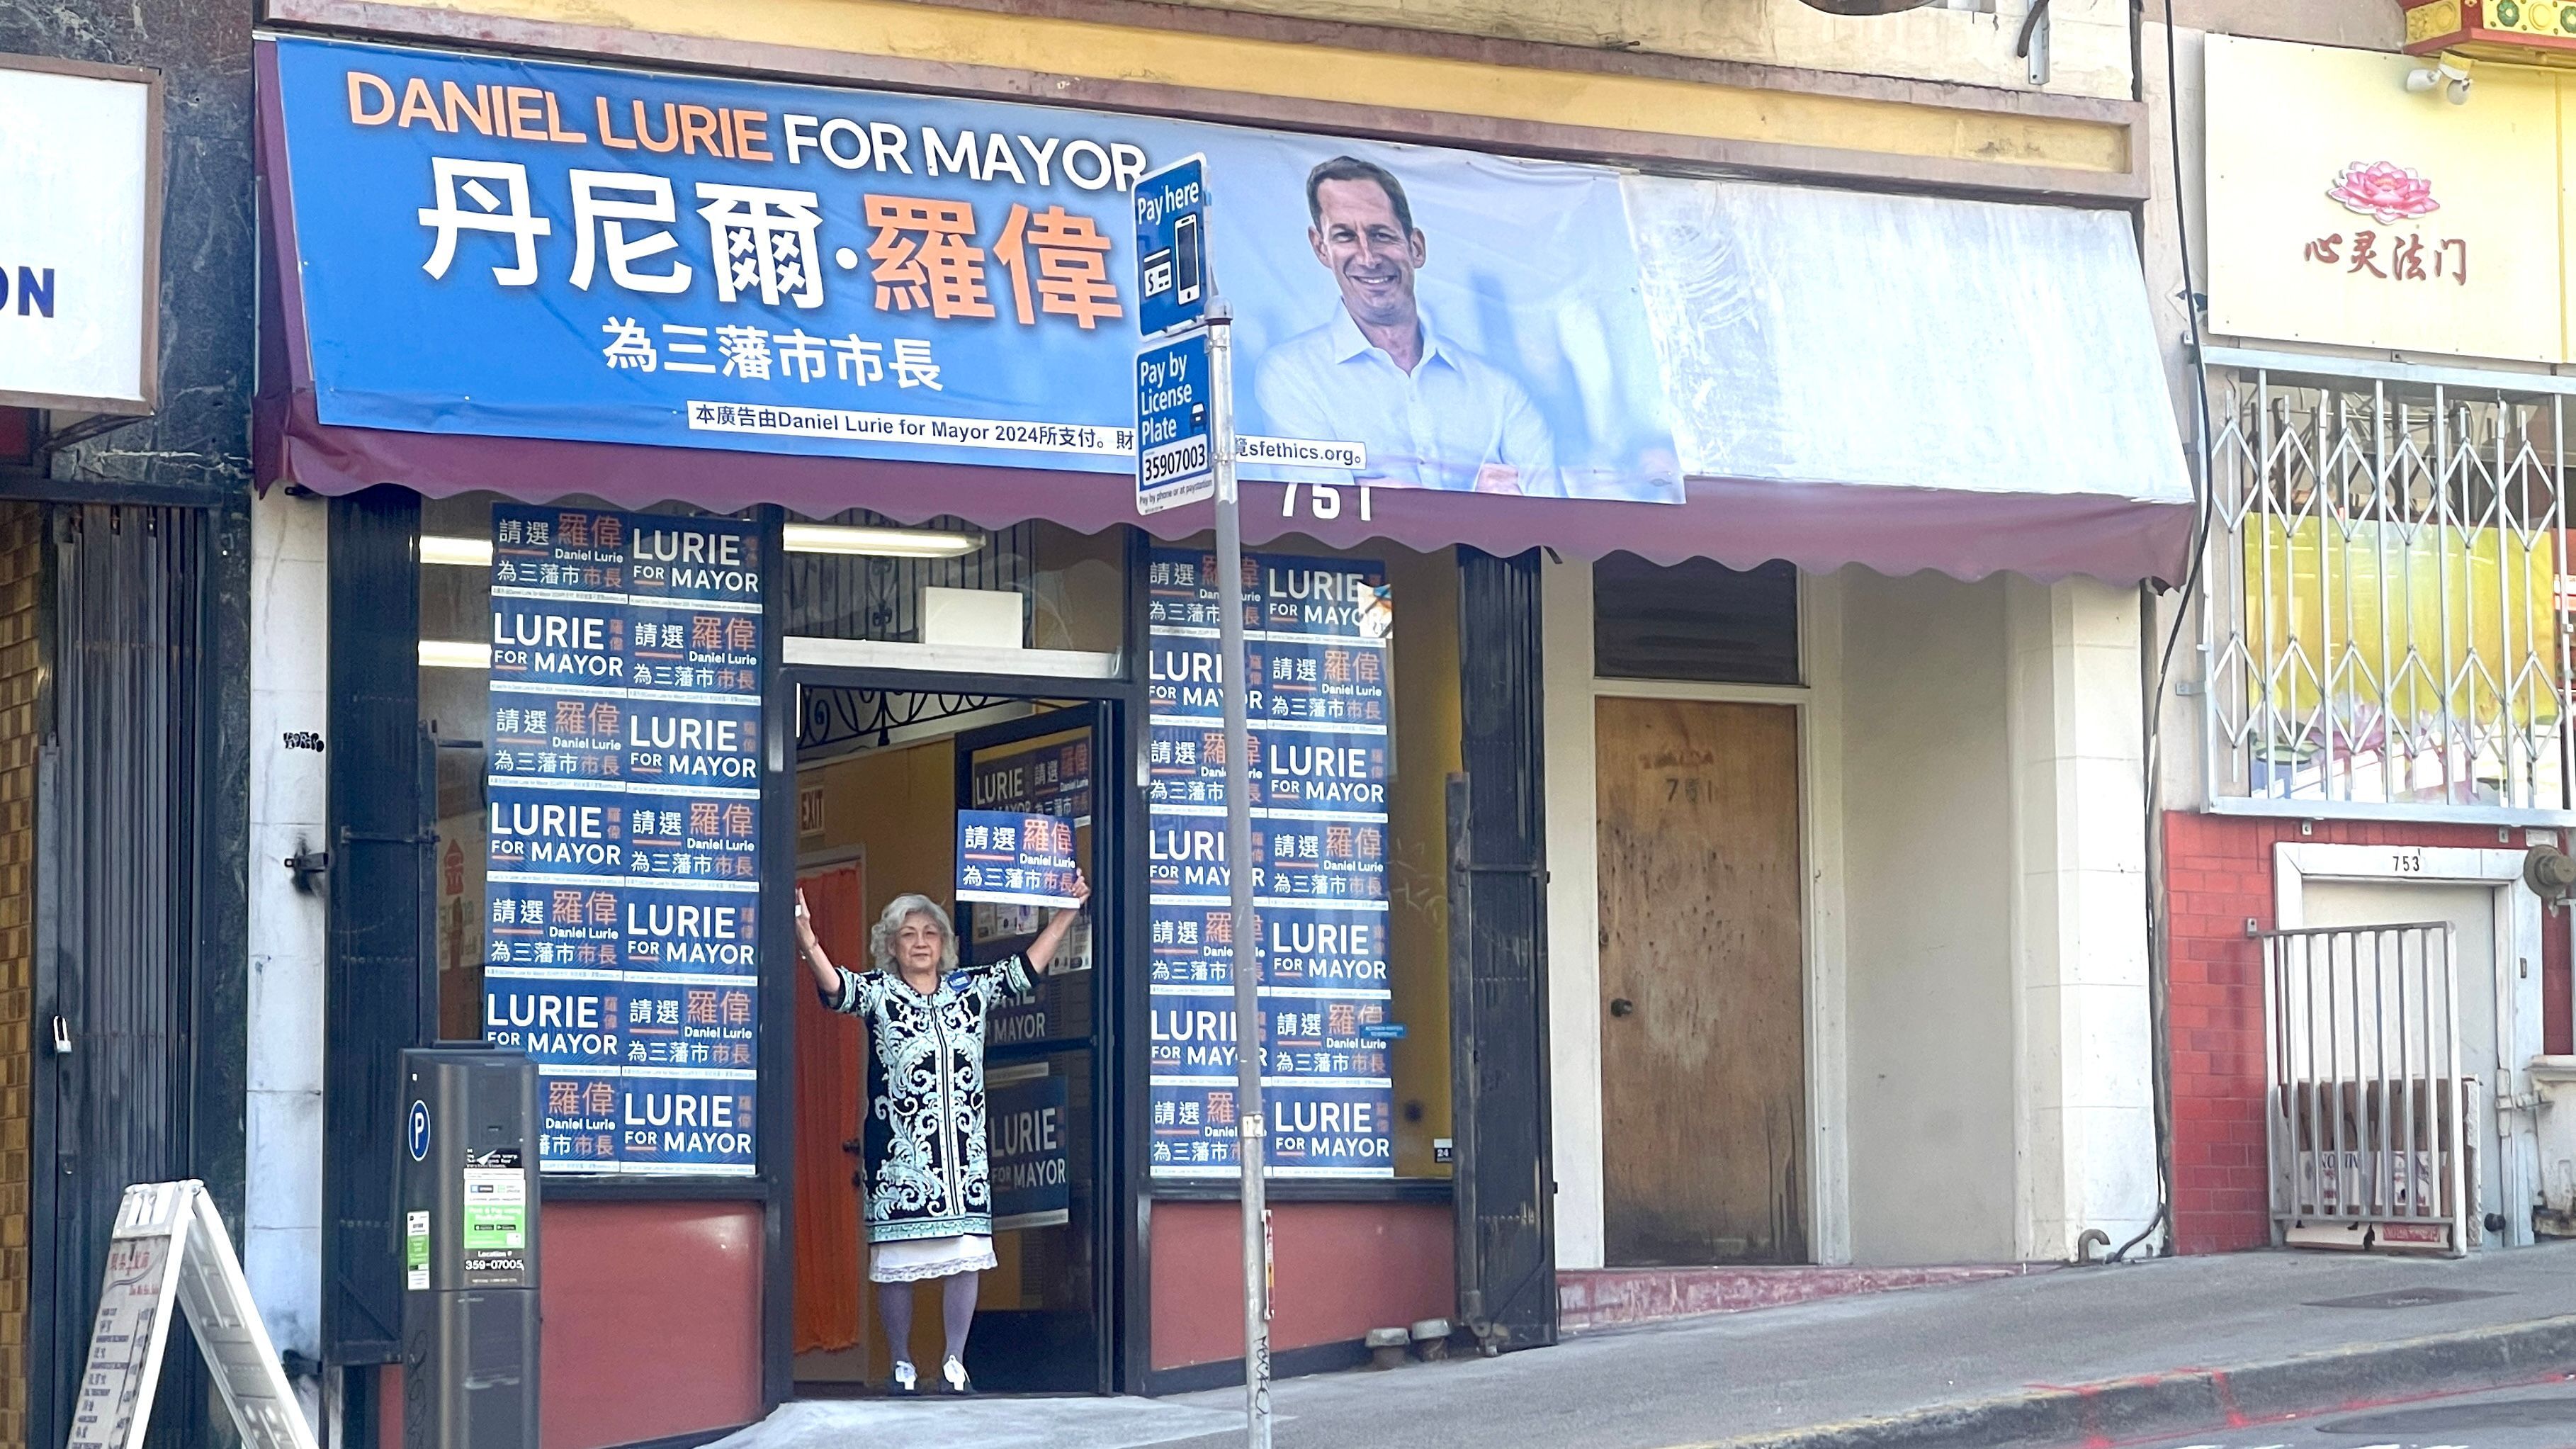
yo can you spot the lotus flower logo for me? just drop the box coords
[2327,161,2440,225]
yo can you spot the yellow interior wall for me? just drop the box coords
[336,0,2132,176]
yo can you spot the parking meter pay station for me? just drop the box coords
[399,1047,541,1448]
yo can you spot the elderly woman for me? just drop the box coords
[796,873,1089,1395]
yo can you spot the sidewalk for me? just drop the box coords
[712,1243,2576,1449]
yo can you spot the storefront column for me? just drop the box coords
[1538,553,1605,1273]
[244,487,330,1420]
[2005,575,2158,1261]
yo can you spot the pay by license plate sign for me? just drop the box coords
[1136,329,1215,516]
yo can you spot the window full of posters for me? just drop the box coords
[482,504,764,1176]
[1146,548,1394,1178]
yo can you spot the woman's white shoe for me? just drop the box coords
[942,1355,973,1394]
[889,1360,918,1394]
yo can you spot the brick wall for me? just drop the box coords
[2164,811,2574,1256]
[0,502,40,1446]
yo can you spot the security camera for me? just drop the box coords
[2407,57,2473,105]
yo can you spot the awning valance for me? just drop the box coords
[254,39,2192,585]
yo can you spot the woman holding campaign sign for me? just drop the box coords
[795,847,1089,1397]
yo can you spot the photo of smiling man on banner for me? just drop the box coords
[1255,156,1558,496]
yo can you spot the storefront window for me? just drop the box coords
[783,507,1126,655]
[1148,534,1459,1181]
[1593,553,1800,684]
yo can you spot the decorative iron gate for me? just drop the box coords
[2263,922,2479,1256]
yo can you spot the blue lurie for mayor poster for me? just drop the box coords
[269,36,1678,500]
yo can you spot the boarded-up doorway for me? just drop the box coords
[1597,697,1807,1265]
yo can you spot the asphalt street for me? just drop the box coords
[2121,1378,2576,1449]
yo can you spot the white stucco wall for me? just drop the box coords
[244,487,329,1415]
[1541,553,1607,1270]
[1838,568,2020,1265]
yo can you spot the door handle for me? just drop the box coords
[49,1016,70,1056]
[1608,998,1634,1018]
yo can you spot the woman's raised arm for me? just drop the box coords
[1023,872,1092,976]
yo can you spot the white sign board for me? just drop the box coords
[0,55,158,413]
[67,1180,316,1449]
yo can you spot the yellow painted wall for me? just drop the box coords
[328,0,2134,176]
[1383,546,1460,1178]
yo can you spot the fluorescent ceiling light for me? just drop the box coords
[419,523,983,565]
[419,640,492,670]
[421,535,494,568]
[784,522,983,558]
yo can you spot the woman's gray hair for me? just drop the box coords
[870,893,959,974]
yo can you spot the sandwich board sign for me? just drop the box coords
[66,1179,316,1449]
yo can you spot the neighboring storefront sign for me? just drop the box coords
[266,35,1679,502]
[1146,548,1394,1178]
[2203,34,2562,363]
[482,504,764,1176]
[0,56,159,413]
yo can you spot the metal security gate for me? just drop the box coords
[30,504,212,1447]
[2264,923,2478,1256]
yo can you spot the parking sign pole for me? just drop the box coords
[1134,157,1266,1447]
[1207,305,1273,1449]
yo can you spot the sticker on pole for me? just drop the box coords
[1137,329,1215,516]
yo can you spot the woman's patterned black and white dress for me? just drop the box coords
[826,954,1033,1253]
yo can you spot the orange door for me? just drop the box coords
[791,859,866,1353]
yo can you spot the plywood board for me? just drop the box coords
[1595,698,1807,1265]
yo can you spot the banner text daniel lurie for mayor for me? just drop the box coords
[270,37,1681,502]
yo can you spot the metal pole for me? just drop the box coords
[1207,307,1272,1448]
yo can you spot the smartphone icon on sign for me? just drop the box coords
[1175,213,1203,307]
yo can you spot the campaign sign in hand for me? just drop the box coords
[956,811,1085,910]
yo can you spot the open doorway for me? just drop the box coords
[789,684,1117,1395]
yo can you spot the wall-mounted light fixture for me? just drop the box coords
[419,521,985,567]
[2406,55,2474,106]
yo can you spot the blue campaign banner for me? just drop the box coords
[487,783,630,878]
[485,973,624,1066]
[620,694,760,789]
[621,973,759,1071]
[1260,638,1386,727]
[1260,557,1391,641]
[1149,989,1394,1081]
[619,881,759,973]
[488,689,627,782]
[485,877,626,969]
[538,1066,623,1172]
[1146,549,1255,634]
[495,503,628,594]
[618,1069,757,1174]
[990,1069,1071,1230]
[1147,816,1245,898]
[626,515,762,606]
[1150,902,1393,990]
[271,38,1678,502]
[1260,817,1386,903]
[1146,721,1243,811]
[1260,906,1391,990]
[955,809,1083,908]
[1148,900,1237,989]
[1256,728,1385,815]
[966,734,1092,822]
[628,606,761,697]
[626,791,760,883]
[1150,1081,1393,1178]
[1265,1084,1396,1176]
[489,595,629,692]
